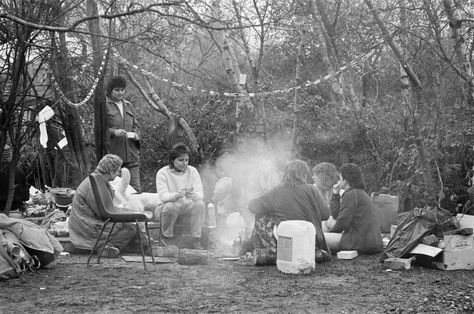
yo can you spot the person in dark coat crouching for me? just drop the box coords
[327,163,383,254]
[248,159,332,263]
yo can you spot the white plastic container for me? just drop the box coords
[276,220,316,274]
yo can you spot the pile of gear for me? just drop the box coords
[0,214,63,280]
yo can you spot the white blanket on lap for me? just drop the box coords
[110,168,159,213]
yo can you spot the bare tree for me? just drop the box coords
[364,0,436,205]
[442,0,474,106]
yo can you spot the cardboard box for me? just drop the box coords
[438,234,474,270]
[411,236,474,270]
[457,214,474,229]
[410,234,474,270]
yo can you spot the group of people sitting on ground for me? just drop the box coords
[69,143,206,257]
[67,75,382,260]
[247,160,383,263]
[68,143,382,261]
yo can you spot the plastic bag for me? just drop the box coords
[382,206,456,260]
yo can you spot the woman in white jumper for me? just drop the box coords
[155,143,205,249]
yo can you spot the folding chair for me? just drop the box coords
[86,173,154,270]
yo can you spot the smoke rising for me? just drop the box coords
[201,137,293,255]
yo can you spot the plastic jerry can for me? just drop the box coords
[372,194,399,233]
[276,220,316,274]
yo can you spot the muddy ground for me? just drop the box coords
[1,250,474,314]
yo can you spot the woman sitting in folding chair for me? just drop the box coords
[69,154,147,258]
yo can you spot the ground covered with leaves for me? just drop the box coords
[1,252,474,313]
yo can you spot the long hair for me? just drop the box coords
[96,154,123,175]
[169,143,190,168]
[340,163,365,190]
[106,76,127,97]
[281,159,310,185]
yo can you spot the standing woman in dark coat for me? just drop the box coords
[328,163,383,254]
[105,76,141,192]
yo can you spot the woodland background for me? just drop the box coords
[1,0,474,215]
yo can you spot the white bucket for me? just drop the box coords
[276,220,316,274]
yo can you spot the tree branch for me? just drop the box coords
[0,2,271,34]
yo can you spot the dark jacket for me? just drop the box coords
[248,183,331,252]
[330,188,383,254]
[105,98,140,164]
[0,164,30,210]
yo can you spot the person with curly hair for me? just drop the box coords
[312,162,339,232]
[327,163,383,254]
[69,154,145,258]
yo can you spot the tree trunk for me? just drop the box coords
[310,1,338,106]
[118,63,203,159]
[290,29,304,154]
[231,0,268,138]
[364,0,436,205]
[2,23,30,215]
[49,2,88,186]
[211,0,253,135]
[442,0,474,106]
[311,0,347,108]
[398,0,410,134]
[87,0,108,163]
[59,33,88,179]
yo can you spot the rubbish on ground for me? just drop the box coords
[384,257,415,270]
[422,234,439,246]
[443,227,473,236]
[383,206,457,260]
[410,235,474,270]
[409,243,443,258]
[435,234,474,270]
[337,250,358,260]
[457,214,474,229]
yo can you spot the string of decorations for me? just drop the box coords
[112,45,379,98]
[49,38,383,104]
[50,46,109,107]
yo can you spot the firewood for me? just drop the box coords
[177,249,210,265]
